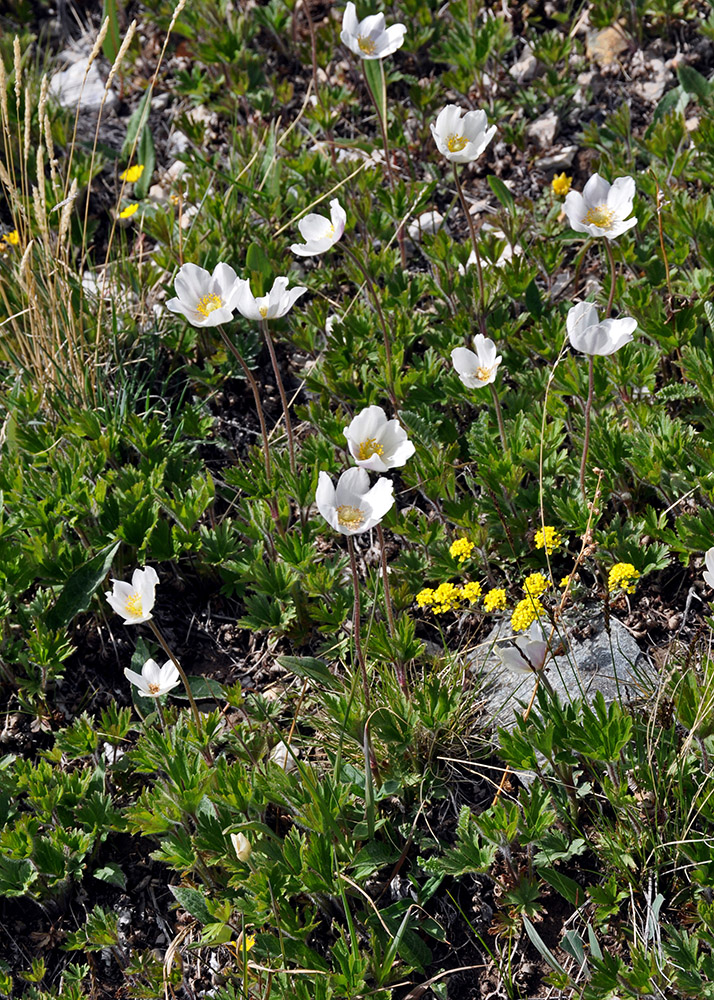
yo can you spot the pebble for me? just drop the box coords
[49,57,116,110]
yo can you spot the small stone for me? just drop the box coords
[534,144,578,171]
[510,44,538,84]
[526,110,559,149]
[407,211,446,241]
[49,58,116,110]
[586,24,628,68]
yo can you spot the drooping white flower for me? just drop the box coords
[316,466,394,535]
[124,657,180,697]
[344,405,415,472]
[567,301,636,357]
[340,2,406,60]
[496,622,550,676]
[430,104,497,164]
[230,832,252,862]
[106,567,159,625]
[233,275,307,321]
[704,548,714,589]
[290,199,346,257]
[451,334,502,388]
[564,173,637,240]
[166,263,240,327]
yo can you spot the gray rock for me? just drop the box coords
[526,110,559,150]
[509,44,538,84]
[49,58,116,111]
[534,144,578,171]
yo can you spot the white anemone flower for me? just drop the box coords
[124,657,180,697]
[233,275,307,321]
[451,334,502,388]
[496,622,550,676]
[166,263,240,327]
[344,405,415,472]
[430,104,497,164]
[290,199,347,257]
[316,466,394,535]
[703,548,714,589]
[564,173,637,240]
[340,2,406,60]
[106,567,159,625]
[567,301,636,357]
[230,832,252,862]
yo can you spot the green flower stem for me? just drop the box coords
[453,162,486,334]
[347,535,371,711]
[376,523,406,691]
[261,319,297,477]
[148,619,205,745]
[218,326,272,481]
[604,237,617,317]
[490,382,507,452]
[579,354,595,499]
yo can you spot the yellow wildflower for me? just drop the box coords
[534,526,563,555]
[560,575,570,589]
[608,563,639,595]
[483,588,507,612]
[523,572,548,598]
[511,597,545,632]
[0,241,6,253]
[449,537,474,564]
[416,588,435,608]
[432,582,461,614]
[120,164,145,183]
[460,581,482,604]
[552,173,572,197]
[118,203,139,219]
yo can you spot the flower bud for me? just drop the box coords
[230,832,252,862]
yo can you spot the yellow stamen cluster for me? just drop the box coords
[258,305,269,318]
[120,164,145,183]
[119,203,139,219]
[511,597,545,632]
[483,588,507,612]
[357,35,376,53]
[447,134,468,153]
[551,173,572,197]
[336,504,365,529]
[357,438,384,461]
[523,572,548,599]
[535,526,563,555]
[583,204,616,229]
[416,581,482,613]
[125,593,143,618]
[449,537,474,564]
[476,365,494,382]
[608,563,639,594]
[196,293,224,318]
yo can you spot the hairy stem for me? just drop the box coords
[453,162,486,334]
[579,354,595,499]
[261,319,297,476]
[347,535,370,711]
[218,326,272,480]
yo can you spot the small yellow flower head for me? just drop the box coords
[534,526,563,555]
[523,572,548,599]
[483,588,507,612]
[416,588,435,608]
[4,229,20,246]
[560,575,571,589]
[432,582,461,614]
[608,562,640,595]
[460,581,482,604]
[118,203,139,219]
[120,164,145,183]
[511,597,545,632]
[449,537,475,564]
[552,173,572,197]
[0,241,6,253]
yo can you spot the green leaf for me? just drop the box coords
[363,59,386,124]
[523,916,566,974]
[101,0,121,63]
[487,174,515,212]
[277,655,343,691]
[93,862,127,890]
[169,885,213,925]
[45,539,121,631]
[171,676,225,702]
[134,124,155,199]
[538,867,584,906]
[0,857,37,898]
[677,64,711,100]
[122,89,153,159]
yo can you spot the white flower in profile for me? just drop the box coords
[290,199,346,257]
[316,466,394,535]
[270,739,298,772]
[340,2,406,60]
[451,334,502,388]
[230,832,252,862]
[344,405,415,472]
[564,173,637,240]
[106,567,159,625]
[496,622,550,676]
[567,301,636,357]
[233,275,307,321]
[166,263,240,327]
[704,548,714,589]
[124,657,180,697]
[430,104,497,164]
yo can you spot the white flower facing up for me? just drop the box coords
[233,275,307,321]
[166,263,240,327]
[567,301,637,357]
[290,199,346,257]
[451,334,502,388]
[431,104,497,164]
[704,548,714,589]
[340,2,406,59]
[344,405,415,472]
[124,657,180,697]
[496,622,550,676]
[106,567,159,625]
[316,466,394,535]
[564,173,637,240]
[230,832,252,862]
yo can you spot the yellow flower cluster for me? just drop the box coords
[0,228,20,252]
[483,588,506,612]
[120,164,145,183]
[534,525,563,555]
[560,575,570,589]
[416,580,482,613]
[523,572,548,598]
[461,581,482,604]
[608,562,640,594]
[511,597,545,632]
[431,582,461,613]
[552,173,572,197]
[449,537,474,563]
